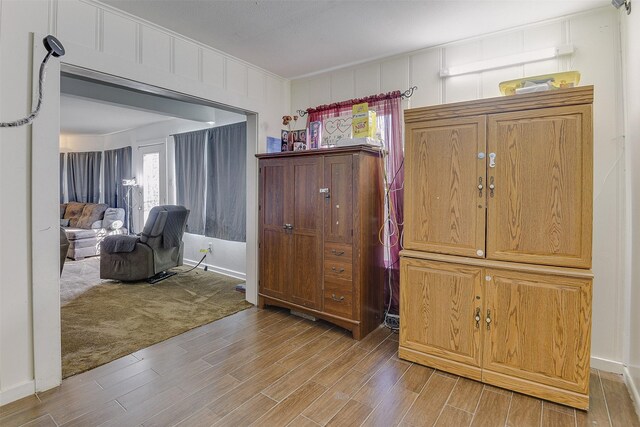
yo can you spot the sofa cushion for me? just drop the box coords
[64,227,127,241]
[103,208,125,230]
[68,238,100,250]
[60,203,67,219]
[64,202,86,227]
[76,203,108,229]
[64,227,101,241]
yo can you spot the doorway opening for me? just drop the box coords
[57,66,258,378]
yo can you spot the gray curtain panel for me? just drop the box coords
[59,153,65,203]
[205,122,246,242]
[104,146,133,228]
[174,129,207,235]
[66,151,102,203]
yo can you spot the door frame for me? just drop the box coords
[31,40,259,393]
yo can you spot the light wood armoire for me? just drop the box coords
[257,146,384,340]
[399,86,594,409]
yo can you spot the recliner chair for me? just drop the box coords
[100,205,190,281]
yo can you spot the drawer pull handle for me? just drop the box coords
[331,249,345,256]
[331,294,345,302]
[331,267,345,273]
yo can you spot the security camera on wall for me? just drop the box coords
[612,0,632,14]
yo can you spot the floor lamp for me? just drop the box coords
[122,179,137,235]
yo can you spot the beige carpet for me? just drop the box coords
[61,257,251,378]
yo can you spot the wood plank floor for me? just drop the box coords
[1,307,639,427]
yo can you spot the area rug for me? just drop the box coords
[61,259,251,378]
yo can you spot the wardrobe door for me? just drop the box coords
[482,268,592,405]
[486,105,593,268]
[289,156,324,310]
[399,258,484,380]
[324,154,353,244]
[404,116,487,258]
[259,158,290,301]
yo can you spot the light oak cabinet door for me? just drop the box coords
[482,268,592,395]
[486,105,593,268]
[400,258,484,375]
[404,116,487,258]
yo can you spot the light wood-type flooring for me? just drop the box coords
[1,307,638,427]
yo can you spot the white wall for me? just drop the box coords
[0,0,288,404]
[292,7,626,372]
[59,134,106,152]
[0,0,49,404]
[620,4,640,410]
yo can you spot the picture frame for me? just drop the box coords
[308,121,321,149]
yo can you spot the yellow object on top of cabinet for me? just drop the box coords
[499,71,581,96]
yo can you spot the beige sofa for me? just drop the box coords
[60,202,127,260]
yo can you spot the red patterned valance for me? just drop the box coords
[305,90,402,115]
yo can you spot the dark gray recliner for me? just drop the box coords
[100,205,190,281]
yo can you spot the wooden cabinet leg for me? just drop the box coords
[352,325,362,341]
[257,295,266,309]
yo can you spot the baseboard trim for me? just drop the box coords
[0,380,35,406]
[623,366,640,420]
[591,356,625,374]
[183,259,246,280]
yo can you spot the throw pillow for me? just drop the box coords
[60,203,67,219]
[76,203,108,229]
[103,208,125,230]
[64,202,86,227]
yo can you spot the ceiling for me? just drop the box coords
[101,0,609,78]
[60,95,176,135]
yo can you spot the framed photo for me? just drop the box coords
[296,129,307,143]
[281,129,291,151]
[308,121,321,149]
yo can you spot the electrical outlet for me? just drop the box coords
[208,243,213,254]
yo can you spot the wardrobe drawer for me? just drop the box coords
[324,260,353,280]
[324,243,353,263]
[323,279,353,319]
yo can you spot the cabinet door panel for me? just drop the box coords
[260,229,290,300]
[482,268,591,394]
[260,159,287,229]
[289,157,323,309]
[290,234,322,309]
[324,154,353,244]
[400,258,483,368]
[291,157,323,233]
[259,159,290,301]
[487,105,592,268]
[404,116,487,257]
